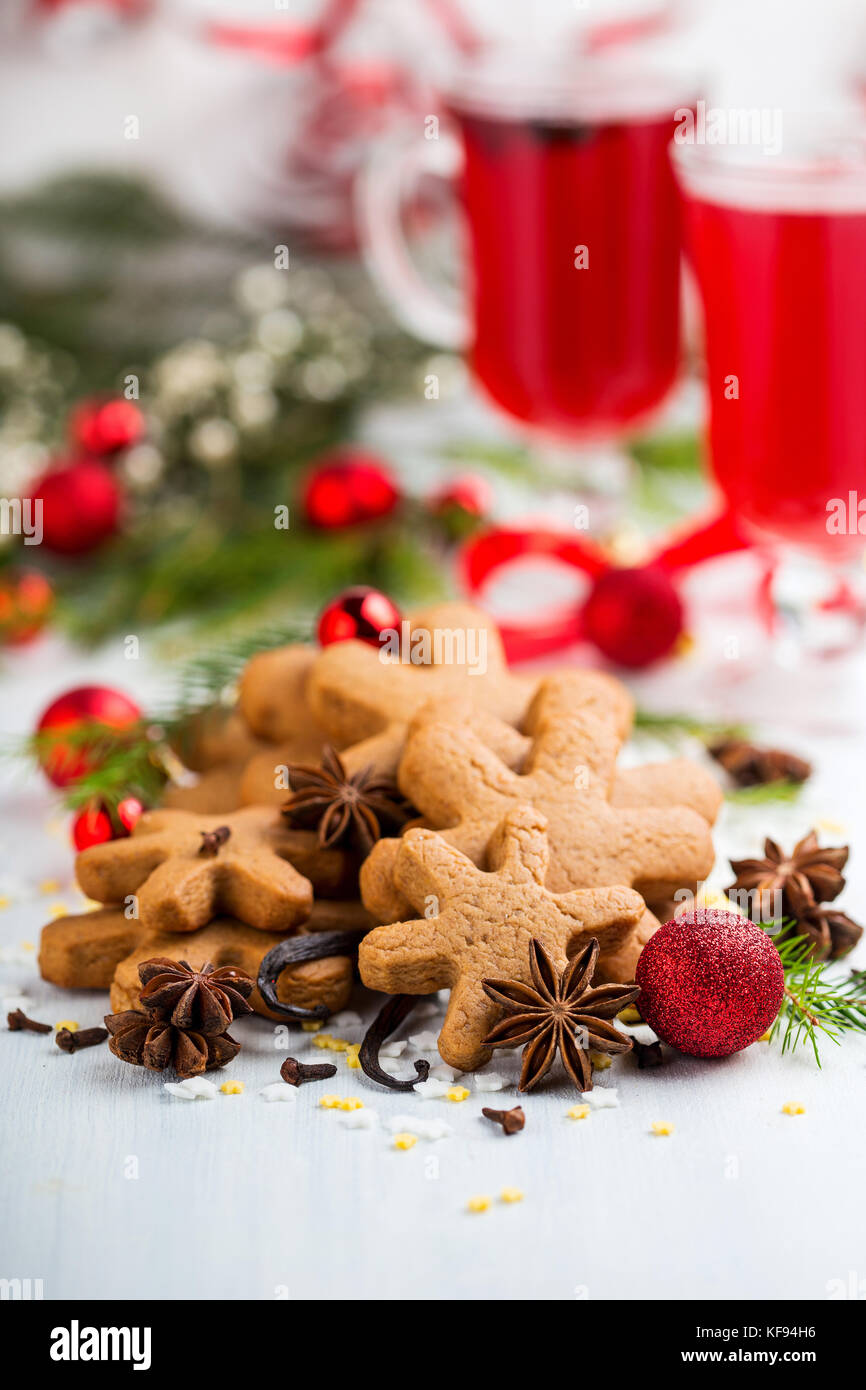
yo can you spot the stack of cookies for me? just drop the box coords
[39,602,722,1071]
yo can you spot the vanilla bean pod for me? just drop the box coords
[257,930,363,1022]
[358,994,430,1091]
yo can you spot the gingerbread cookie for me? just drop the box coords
[76,806,316,934]
[361,674,717,979]
[161,766,245,815]
[305,601,537,779]
[238,644,330,754]
[358,806,644,1070]
[40,900,370,1019]
[170,707,272,773]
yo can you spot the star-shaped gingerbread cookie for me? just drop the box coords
[304,601,537,779]
[359,806,644,1070]
[361,674,717,978]
[75,806,316,934]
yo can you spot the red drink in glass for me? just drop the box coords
[678,148,866,560]
[454,108,684,438]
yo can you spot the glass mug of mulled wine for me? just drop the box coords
[673,127,866,653]
[357,47,694,499]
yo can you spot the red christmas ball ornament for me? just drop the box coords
[581,564,683,668]
[29,458,122,555]
[36,685,142,788]
[302,451,400,529]
[430,473,492,539]
[317,586,402,649]
[71,803,116,851]
[116,795,145,833]
[68,396,144,456]
[636,909,785,1058]
[0,570,54,646]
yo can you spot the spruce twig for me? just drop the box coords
[766,925,866,1066]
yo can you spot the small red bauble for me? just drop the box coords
[29,459,122,555]
[36,685,141,788]
[636,909,785,1058]
[302,451,399,529]
[71,803,116,851]
[430,473,492,539]
[581,564,683,669]
[317,586,402,649]
[116,795,145,833]
[68,397,144,456]
[0,570,54,646]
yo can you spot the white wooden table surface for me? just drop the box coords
[3,619,865,1302]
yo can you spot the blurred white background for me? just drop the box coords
[2,0,865,225]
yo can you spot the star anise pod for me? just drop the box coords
[282,744,413,856]
[710,739,812,788]
[104,1010,240,1078]
[788,906,863,961]
[137,957,253,1035]
[482,938,638,1093]
[728,831,848,920]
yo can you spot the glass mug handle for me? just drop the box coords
[356,130,471,351]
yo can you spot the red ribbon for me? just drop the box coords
[459,509,750,663]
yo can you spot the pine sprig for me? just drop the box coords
[14,618,318,815]
[767,925,866,1065]
[633,710,748,743]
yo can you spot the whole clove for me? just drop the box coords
[280,1056,338,1087]
[55,1026,109,1054]
[481,1105,525,1135]
[198,826,231,857]
[7,1009,52,1034]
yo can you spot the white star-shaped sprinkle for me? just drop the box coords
[584,1087,619,1109]
[258,1083,298,1103]
[473,1072,506,1093]
[164,1077,218,1100]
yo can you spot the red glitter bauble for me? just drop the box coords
[636,909,785,1058]
[581,564,683,669]
[302,451,400,529]
[317,586,402,649]
[29,459,122,555]
[69,397,144,456]
[71,803,116,851]
[0,570,54,646]
[36,685,141,788]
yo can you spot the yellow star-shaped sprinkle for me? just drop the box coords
[393,1133,417,1151]
[220,1080,244,1095]
[651,1121,674,1137]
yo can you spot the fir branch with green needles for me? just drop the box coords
[633,709,749,744]
[766,925,866,1065]
[725,780,805,806]
[11,617,318,815]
